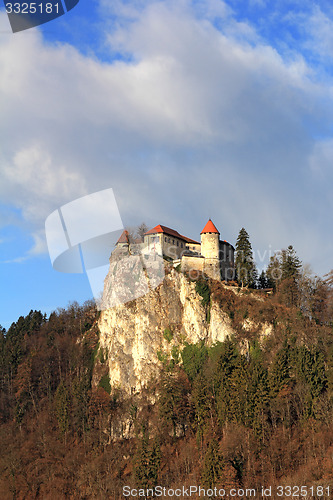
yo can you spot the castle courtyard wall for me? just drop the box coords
[181,255,204,278]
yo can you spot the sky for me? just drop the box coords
[1,0,333,329]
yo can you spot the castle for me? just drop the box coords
[114,219,234,281]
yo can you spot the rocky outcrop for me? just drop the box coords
[97,269,234,394]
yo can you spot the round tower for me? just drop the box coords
[201,219,220,259]
[201,219,220,280]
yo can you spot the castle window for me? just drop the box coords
[177,241,179,246]
[181,243,183,248]
[173,239,175,244]
[165,237,167,242]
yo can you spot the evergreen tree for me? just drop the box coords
[266,246,302,306]
[281,245,302,281]
[235,228,257,288]
[134,428,161,489]
[269,342,291,397]
[266,253,282,289]
[279,246,302,307]
[181,341,208,382]
[192,373,214,442]
[158,370,192,437]
[201,438,224,488]
[210,340,241,425]
[247,355,270,439]
[293,345,327,417]
[257,270,269,289]
[55,381,70,435]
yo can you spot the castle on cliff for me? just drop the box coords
[114,219,235,281]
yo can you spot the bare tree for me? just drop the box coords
[136,222,148,242]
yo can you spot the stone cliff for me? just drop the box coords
[94,262,275,397]
[96,268,236,395]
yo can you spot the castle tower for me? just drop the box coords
[201,219,221,280]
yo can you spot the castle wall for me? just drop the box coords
[162,234,186,259]
[186,242,201,254]
[219,241,235,281]
[203,259,221,280]
[144,233,186,259]
[181,255,204,278]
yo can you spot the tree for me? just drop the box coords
[278,246,302,307]
[281,246,302,281]
[136,223,148,241]
[201,438,224,488]
[134,427,161,489]
[210,340,242,426]
[55,381,70,436]
[192,373,214,442]
[269,342,291,398]
[266,246,302,306]
[158,370,193,437]
[181,341,208,382]
[257,270,269,289]
[235,228,257,288]
[247,356,270,440]
[266,253,282,290]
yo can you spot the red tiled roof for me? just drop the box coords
[181,235,200,245]
[117,230,130,244]
[144,224,187,241]
[201,219,220,234]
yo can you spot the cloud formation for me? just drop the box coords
[1,1,333,274]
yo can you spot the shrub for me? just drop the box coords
[171,345,180,363]
[99,374,111,394]
[163,327,173,343]
[195,279,211,308]
[181,341,208,381]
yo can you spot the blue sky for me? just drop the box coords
[1,0,333,329]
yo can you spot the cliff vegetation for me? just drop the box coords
[0,264,333,498]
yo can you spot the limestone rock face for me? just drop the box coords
[97,269,234,394]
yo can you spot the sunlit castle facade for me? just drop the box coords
[114,219,234,281]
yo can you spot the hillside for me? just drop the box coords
[0,267,333,498]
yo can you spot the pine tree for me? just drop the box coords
[266,246,302,305]
[293,345,327,417]
[280,245,302,280]
[134,428,161,488]
[211,340,241,425]
[201,438,224,488]
[257,270,269,289]
[192,373,213,442]
[55,381,70,435]
[269,342,291,397]
[279,246,302,307]
[247,356,270,440]
[266,253,282,289]
[158,370,192,437]
[235,228,257,288]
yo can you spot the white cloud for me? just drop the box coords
[306,7,333,62]
[0,3,333,274]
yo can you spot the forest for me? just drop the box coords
[1,240,333,499]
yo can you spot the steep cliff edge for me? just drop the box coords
[95,268,274,395]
